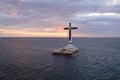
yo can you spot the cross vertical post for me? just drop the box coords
[69,23,72,43]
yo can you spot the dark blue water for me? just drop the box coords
[0,37,120,80]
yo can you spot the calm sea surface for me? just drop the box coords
[0,37,120,80]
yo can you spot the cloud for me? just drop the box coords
[0,12,10,18]
[18,0,27,3]
[10,9,18,18]
[0,0,120,37]
[106,0,120,6]
[75,12,120,17]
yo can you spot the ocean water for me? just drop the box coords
[0,37,120,80]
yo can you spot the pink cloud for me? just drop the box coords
[10,9,18,18]
[18,0,27,3]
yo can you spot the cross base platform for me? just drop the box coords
[52,44,79,56]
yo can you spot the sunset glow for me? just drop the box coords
[0,28,67,37]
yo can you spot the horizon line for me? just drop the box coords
[0,36,120,38]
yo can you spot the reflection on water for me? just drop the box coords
[0,37,120,80]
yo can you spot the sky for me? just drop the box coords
[0,0,120,37]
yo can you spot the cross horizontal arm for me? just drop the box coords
[64,27,78,30]
[64,28,69,30]
[71,27,78,29]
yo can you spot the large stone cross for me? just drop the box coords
[64,23,78,44]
